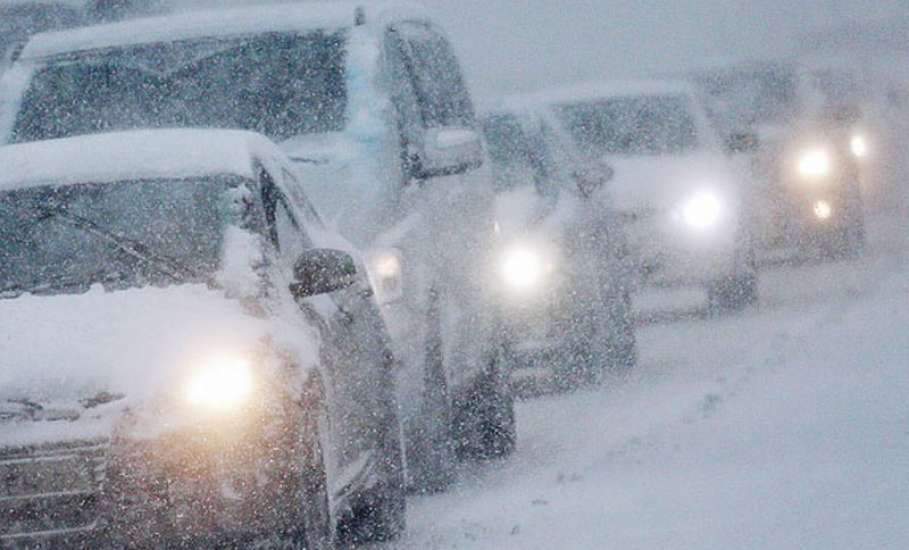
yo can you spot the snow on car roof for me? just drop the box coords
[20,1,427,61]
[0,129,279,191]
[530,79,699,107]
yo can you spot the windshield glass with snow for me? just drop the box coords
[482,113,559,197]
[696,65,800,132]
[0,177,229,297]
[557,95,698,156]
[11,30,347,144]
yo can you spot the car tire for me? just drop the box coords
[405,289,457,493]
[708,272,758,313]
[289,377,333,550]
[337,393,407,542]
[453,342,517,460]
[605,289,637,373]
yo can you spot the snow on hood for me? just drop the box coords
[605,151,742,213]
[0,284,276,406]
[0,129,281,191]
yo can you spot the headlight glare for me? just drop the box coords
[682,192,723,229]
[798,148,832,178]
[500,244,548,292]
[185,357,253,412]
[850,134,868,158]
[813,200,833,220]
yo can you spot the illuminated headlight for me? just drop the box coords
[372,253,401,280]
[798,148,832,178]
[185,357,254,412]
[368,249,404,304]
[681,192,723,229]
[813,200,833,220]
[500,244,549,292]
[850,134,868,158]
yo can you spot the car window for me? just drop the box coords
[261,170,312,273]
[390,22,475,128]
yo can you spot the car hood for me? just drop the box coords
[604,152,740,214]
[0,284,276,444]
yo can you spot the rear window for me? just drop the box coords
[12,30,348,144]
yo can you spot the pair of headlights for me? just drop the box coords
[797,134,869,180]
[498,191,726,292]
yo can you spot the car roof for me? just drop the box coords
[0,129,281,191]
[529,79,698,107]
[20,1,428,61]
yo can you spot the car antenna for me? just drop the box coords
[354,6,366,26]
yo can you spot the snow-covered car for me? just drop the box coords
[481,100,637,387]
[541,81,759,311]
[0,130,406,547]
[0,1,515,492]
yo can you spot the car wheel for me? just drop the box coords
[337,399,407,542]
[405,289,457,493]
[453,342,517,460]
[288,378,333,550]
[605,289,637,373]
[708,272,758,313]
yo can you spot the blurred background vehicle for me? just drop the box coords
[540,81,759,313]
[481,98,637,390]
[691,60,870,259]
[0,1,516,494]
[0,129,406,547]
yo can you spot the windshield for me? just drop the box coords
[12,30,347,144]
[696,65,800,130]
[0,177,230,297]
[482,113,559,197]
[557,95,698,156]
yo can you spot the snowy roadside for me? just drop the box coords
[383,233,908,549]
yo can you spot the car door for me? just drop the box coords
[263,166,399,508]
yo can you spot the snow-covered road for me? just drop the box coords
[380,216,909,549]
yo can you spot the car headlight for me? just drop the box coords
[372,252,401,280]
[500,244,550,292]
[367,249,404,304]
[185,357,254,412]
[850,134,868,158]
[813,199,833,220]
[797,148,832,179]
[681,191,723,229]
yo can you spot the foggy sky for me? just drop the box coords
[415,0,909,98]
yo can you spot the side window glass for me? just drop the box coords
[260,169,312,272]
[392,23,475,128]
[281,167,323,226]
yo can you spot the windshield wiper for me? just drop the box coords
[35,205,200,283]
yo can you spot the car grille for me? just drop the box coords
[0,438,109,545]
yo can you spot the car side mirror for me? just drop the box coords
[725,132,760,154]
[413,127,484,179]
[573,159,614,199]
[290,249,357,298]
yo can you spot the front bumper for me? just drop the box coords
[1,414,304,547]
[621,210,740,289]
[0,438,108,547]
